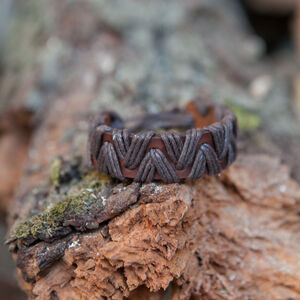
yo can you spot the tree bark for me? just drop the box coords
[8,153,300,300]
[4,1,300,299]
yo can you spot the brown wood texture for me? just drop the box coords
[3,1,300,300]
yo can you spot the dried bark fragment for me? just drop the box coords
[8,168,139,247]
[7,154,300,299]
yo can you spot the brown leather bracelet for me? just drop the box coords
[88,99,238,183]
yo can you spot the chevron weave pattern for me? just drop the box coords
[88,101,237,183]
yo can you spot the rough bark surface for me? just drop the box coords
[3,1,300,300]
[8,154,300,300]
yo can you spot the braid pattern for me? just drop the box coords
[88,104,237,183]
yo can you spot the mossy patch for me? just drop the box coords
[49,156,84,188]
[10,170,111,243]
[50,157,63,187]
[225,102,261,132]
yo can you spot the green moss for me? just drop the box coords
[10,170,111,242]
[226,102,261,132]
[82,170,111,190]
[50,157,63,187]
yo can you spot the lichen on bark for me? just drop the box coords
[9,169,112,244]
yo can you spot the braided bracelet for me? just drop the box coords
[88,99,238,183]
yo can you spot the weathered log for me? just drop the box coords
[7,154,300,299]
[4,1,300,300]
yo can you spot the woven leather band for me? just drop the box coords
[88,99,238,183]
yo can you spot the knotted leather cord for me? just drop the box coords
[88,100,237,183]
[161,131,183,164]
[123,131,155,169]
[98,142,124,180]
[175,128,202,170]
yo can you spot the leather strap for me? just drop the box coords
[88,99,238,182]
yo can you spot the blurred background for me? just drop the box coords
[0,0,300,299]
